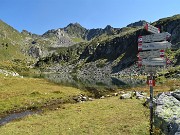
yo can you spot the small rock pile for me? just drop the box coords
[119,91,147,100]
[0,69,23,78]
[73,94,94,103]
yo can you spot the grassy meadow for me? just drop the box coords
[0,97,149,135]
[0,74,85,116]
[0,72,179,135]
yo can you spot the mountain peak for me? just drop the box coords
[66,22,83,29]
[64,22,87,39]
[127,20,147,27]
[104,25,113,30]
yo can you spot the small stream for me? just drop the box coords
[0,74,146,126]
[0,110,41,126]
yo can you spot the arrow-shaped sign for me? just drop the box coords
[138,50,165,58]
[138,41,171,51]
[138,32,171,43]
[138,58,166,66]
[144,23,160,34]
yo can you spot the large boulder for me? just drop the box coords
[154,90,180,135]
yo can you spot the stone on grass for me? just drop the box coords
[154,90,180,135]
[120,92,132,99]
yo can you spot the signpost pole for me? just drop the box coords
[149,72,154,135]
[138,23,171,135]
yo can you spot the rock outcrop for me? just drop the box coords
[154,90,180,135]
[28,45,42,58]
[119,91,147,100]
[127,20,147,27]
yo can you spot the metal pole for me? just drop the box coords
[149,72,154,135]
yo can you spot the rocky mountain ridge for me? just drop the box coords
[0,15,180,79]
[41,23,119,43]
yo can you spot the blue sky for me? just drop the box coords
[1,0,180,34]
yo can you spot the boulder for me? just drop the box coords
[88,98,94,101]
[172,90,180,101]
[154,90,180,135]
[118,91,125,94]
[112,93,118,96]
[135,91,146,99]
[82,96,88,101]
[120,92,132,99]
[100,96,105,99]
[73,94,89,102]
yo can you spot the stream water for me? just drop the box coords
[0,110,41,126]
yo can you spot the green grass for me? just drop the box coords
[71,37,84,42]
[0,20,27,61]
[0,75,86,115]
[0,98,149,135]
[0,41,26,61]
[0,20,36,74]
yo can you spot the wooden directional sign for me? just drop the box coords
[144,23,160,34]
[138,50,165,58]
[138,58,166,66]
[138,32,171,43]
[138,41,171,51]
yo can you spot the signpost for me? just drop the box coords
[137,23,171,135]
[138,58,166,66]
[147,76,155,86]
[138,50,165,58]
[144,23,160,34]
[160,50,165,58]
[138,41,171,51]
[138,32,171,43]
[149,73,154,135]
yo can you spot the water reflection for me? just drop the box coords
[44,73,146,88]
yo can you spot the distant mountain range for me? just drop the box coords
[0,14,179,80]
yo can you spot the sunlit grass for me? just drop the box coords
[0,97,149,135]
[0,75,85,115]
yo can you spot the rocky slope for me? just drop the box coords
[0,15,180,81]
[19,15,176,87]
